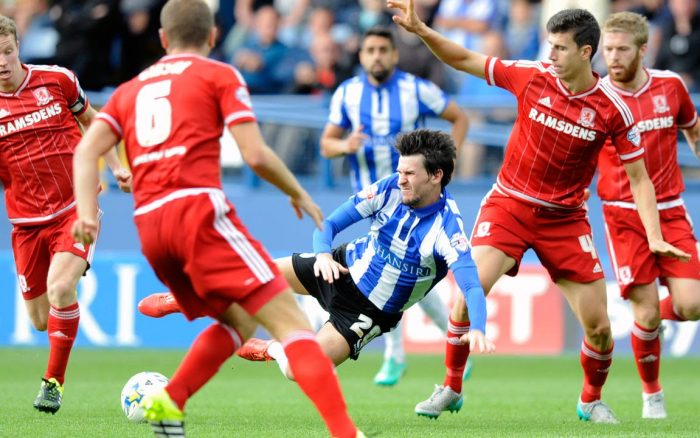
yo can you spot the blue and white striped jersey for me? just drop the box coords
[327,70,450,191]
[313,174,487,332]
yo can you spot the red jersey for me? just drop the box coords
[97,54,256,210]
[485,58,643,209]
[597,69,698,203]
[0,65,88,225]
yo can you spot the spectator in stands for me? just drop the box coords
[12,0,57,64]
[118,0,166,82]
[654,0,700,92]
[432,0,502,92]
[292,32,353,94]
[504,0,540,60]
[625,0,672,66]
[49,0,122,90]
[233,5,291,94]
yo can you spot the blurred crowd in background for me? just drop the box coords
[1,0,698,179]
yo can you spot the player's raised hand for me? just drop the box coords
[346,125,368,154]
[648,239,691,262]
[290,193,324,229]
[313,252,349,283]
[71,218,98,245]
[460,329,495,354]
[113,167,133,193]
[388,0,423,34]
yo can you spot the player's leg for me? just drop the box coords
[664,277,700,321]
[11,224,51,330]
[558,278,618,424]
[416,244,515,419]
[627,283,666,419]
[373,319,407,386]
[254,288,358,438]
[33,251,86,414]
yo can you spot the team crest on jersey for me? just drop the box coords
[358,184,378,200]
[577,107,596,128]
[32,87,53,106]
[652,95,670,114]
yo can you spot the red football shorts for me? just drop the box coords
[603,202,700,299]
[135,190,288,321]
[469,190,605,283]
[11,208,97,300]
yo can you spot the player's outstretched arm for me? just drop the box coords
[440,101,469,152]
[72,120,120,245]
[320,124,367,158]
[388,0,488,79]
[681,121,700,159]
[624,159,691,261]
[230,121,324,229]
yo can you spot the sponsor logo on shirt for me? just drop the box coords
[635,116,674,133]
[527,108,597,141]
[236,86,253,109]
[0,103,62,137]
[537,96,552,108]
[375,244,431,276]
[32,87,53,106]
[450,232,469,252]
[0,108,10,119]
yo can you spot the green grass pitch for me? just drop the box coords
[1,348,698,437]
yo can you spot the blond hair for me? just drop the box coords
[602,12,649,47]
[160,0,213,49]
[0,15,18,42]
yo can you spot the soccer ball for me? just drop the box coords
[120,371,169,423]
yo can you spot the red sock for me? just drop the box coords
[631,322,662,394]
[45,303,80,384]
[443,318,470,394]
[659,296,685,321]
[283,331,356,438]
[166,323,241,410]
[579,340,613,403]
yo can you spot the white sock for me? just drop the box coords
[383,320,405,363]
[419,289,449,332]
[266,341,291,379]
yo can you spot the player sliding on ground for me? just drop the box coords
[142,129,494,382]
[388,1,690,424]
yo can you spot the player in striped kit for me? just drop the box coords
[390,1,690,423]
[0,15,131,414]
[321,25,470,386]
[236,129,493,383]
[598,11,700,419]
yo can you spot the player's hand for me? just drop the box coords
[113,168,133,193]
[346,125,368,154]
[459,329,495,354]
[313,252,349,283]
[290,193,324,229]
[71,218,98,245]
[388,0,423,34]
[648,239,691,262]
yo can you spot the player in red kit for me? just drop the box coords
[71,1,362,437]
[389,1,690,423]
[0,15,131,414]
[598,11,700,419]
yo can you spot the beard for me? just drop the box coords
[370,67,391,83]
[609,52,642,83]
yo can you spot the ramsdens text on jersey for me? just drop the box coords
[635,116,674,133]
[0,103,62,137]
[528,107,596,141]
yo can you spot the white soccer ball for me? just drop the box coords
[120,371,169,423]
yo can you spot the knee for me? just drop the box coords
[46,279,76,303]
[675,300,700,321]
[29,312,48,331]
[583,321,612,348]
[633,304,661,328]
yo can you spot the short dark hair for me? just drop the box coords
[160,0,213,49]
[362,25,395,49]
[0,15,18,43]
[546,9,600,59]
[395,129,456,188]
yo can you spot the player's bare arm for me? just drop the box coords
[230,121,324,229]
[320,123,367,158]
[682,121,700,159]
[623,158,691,261]
[440,101,469,152]
[388,0,488,79]
[72,120,120,244]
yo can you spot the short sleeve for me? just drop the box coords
[674,77,698,129]
[607,99,645,163]
[55,67,88,116]
[216,66,257,127]
[417,78,449,116]
[96,85,125,139]
[484,57,544,96]
[327,84,351,130]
